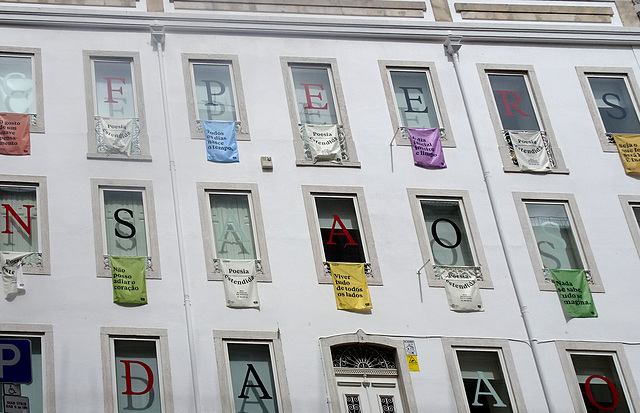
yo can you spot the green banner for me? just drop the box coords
[550,269,597,318]
[111,256,147,305]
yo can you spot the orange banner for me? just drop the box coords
[0,113,30,156]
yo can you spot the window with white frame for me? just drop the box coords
[619,195,640,261]
[281,58,359,167]
[479,65,567,172]
[83,51,150,160]
[407,189,491,288]
[197,183,271,281]
[0,175,50,274]
[302,186,381,285]
[213,331,292,413]
[91,179,160,278]
[0,47,45,133]
[182,54,250,140]
[513,192,602,292]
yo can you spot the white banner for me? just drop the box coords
[220,259,260,308]
[442,267,484,312]
[510,130,551,172]
[1,251,33,298]
[301,124,341,163]
[97,117,138,156]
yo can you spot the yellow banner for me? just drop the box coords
[329,262,372,311]
[613,134,640,175]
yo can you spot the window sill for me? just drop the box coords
[87,153,152,162]
[296,160,361,168]
[503,165,570,174]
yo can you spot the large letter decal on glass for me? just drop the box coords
[585,375,619,411]
[114,208,136,239]
[431,218,462,249]
[399,87,428,113]
[238,364,273,400]
[326,215,358,246]
[2,204,33,235]
[472,371,508,408]
[602,93,627,120]
[202,80,226,116]
[300,83,328,110]
[496,90,530,117]
[120,360,154,395]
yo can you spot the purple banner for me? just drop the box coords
[407,128,446,169]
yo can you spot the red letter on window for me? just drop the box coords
[300,83,328,110]
[2,204,33,235]
[585,375,619,411]
[103,77,125,103]
[326,215,358,246]
[496,90,530,117]
[120,360,154,395]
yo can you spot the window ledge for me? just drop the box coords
[503,165,570,174]
[87,153,152,162]
[296,160,361,168]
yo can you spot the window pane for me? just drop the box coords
[0,56,35,114]
[114,340,162,413]
[526,203,583,270]
[291,67,338,125]
[633,206,640,229]
[94,60,136,118]
[390,71,439,129]
[103,190,148,257]
[0,186,38,254]
[315,197,365,263]
[457,350,514,413]
[588,76,640,134]
[0,337,43,413]
[210,193,257,260]
[421,200,474,266]
[227,343,279,413]
[570,354,631,412]
[192,63,236,122]
[489,74,540,131]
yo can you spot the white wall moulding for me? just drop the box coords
[455,3,613,23]
[0,0,135,6]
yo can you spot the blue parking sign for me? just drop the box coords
[0,339,32,384]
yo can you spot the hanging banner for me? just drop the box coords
[1,251,33,298]
[509,130,551,172]
[0,113,30,156]
[220,259,260,308]
[111,256,147,305]
[96,117,137,156]
[329,262,372,311]
[613,134,640,175]
[301,124,342,163]
[406,128,446,169]
[550,269,597,318]
[204,120,239,163]
[442,268,483,312]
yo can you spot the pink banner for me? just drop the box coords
[0,113,30,156]
[407,127,446,169]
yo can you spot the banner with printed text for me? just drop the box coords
[301,124,342,163]
[97,117,137,156]
[220,259,260,308]
[509,130,551,172]
[204,120,239,163]
[0,113,30,156]
[613,134,640,175]
[442,267,483,312]
[1,251,33,298]
[329,262,372,311]
[406,127,446,169]
[111,256,147,305]
[550,269,597,318]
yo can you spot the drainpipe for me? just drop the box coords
[151,25,203,413]
[444,35,554,413]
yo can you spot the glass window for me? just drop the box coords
[314,196,366,264]
[93,59,136,119]
[456,350,516,412]
[390,70,439,129]
[102,189,148,258]
[421,199,475,267]
[209,193,257,260]
[192,63,237,123]
[570,353,632,412]
[587,76,640,134]
[0,336,43,413]
[488,73,540,131]
[0,55,35,115]
[291,66,338,125]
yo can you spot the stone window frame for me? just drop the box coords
[0,174,51,275]
[281,57,360,168]
[100,327,174,413]
[182,53,251,141]
[619,195,640,261]
[478,63,569,174]
[0,323,55,413]
[576,67,640,152]
[555,340,640,412]
[407,188,493,289]
[196,182,271,282]
[83,51,151,161]
[302,185,382,285]
[213,330,292,413]
[441,337,527,413]
[90,178,161,279]
[513,192,603,292]
[379,60,456,148]
[0,46,45,133]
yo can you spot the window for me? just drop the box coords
[577,67,640,152]
[513,192,602,292]
[101,327,173,413]
[197,182,271,281]
[0,324,55,413]
[0,175,50,275]
[556,341,640,412]
[619,195,640,260]
[379,61,455,147]
[83,51,150,160]
[0,47,44,133]
[213,330,292,413]
[281,57,359,167]
[91,179,161,278]
[478,64,567,173]
[407,189,492,288]
[302,186,381,285]
[182,54,250,140]
[442,338,526,413]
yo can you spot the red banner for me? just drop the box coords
[0,113,30,156]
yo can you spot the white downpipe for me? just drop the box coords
[151,25,202,413]
[444,36,554,413]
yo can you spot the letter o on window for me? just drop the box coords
[431,218,462,249]
[585,375,619,411]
